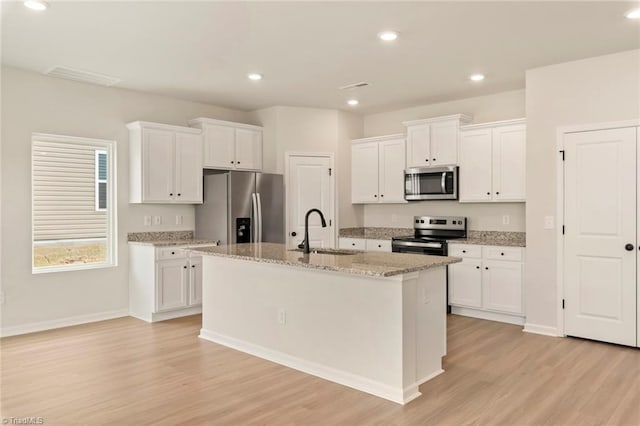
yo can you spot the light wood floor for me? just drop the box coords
[1,314,638,425]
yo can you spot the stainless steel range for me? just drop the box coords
[392,215,467,313]
[392,215,467,255]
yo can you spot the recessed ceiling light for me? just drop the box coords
[470,74,485,82]
[24,0,49,11]
[625,8,640,19]
[247,73,263,81]
[378,31,399,42]
[347,99,359,106]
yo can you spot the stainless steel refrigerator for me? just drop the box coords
[195,171,285,245]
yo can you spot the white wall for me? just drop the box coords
[0,66,251,333]
[362,90,526,231]
[248,106,364,229]
[525,49,640,330]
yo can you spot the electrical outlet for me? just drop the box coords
[278,309,287,325]
[144,215,152,226]
[153,216,161,226]
[422,288,430,304]
[544,216,554,229]
[502,215,510,225]
[175,215,183,225]
[0,290,5,305]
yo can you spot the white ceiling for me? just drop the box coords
[2,1,639,114]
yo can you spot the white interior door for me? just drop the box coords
[286,154,335,250]
[564,127,637,347]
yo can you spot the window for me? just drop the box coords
[32,133,117,273]
[95,150,107,211]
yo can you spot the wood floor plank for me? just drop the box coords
[1,314,638,425]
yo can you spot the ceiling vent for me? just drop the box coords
[339,81,370,90]
[44,66,121,87]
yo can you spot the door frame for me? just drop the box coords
[284,152,337,249]
[555,119,640,338]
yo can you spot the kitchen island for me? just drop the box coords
[191,243,460,404]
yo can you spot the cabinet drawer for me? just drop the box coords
[365,239,392,252]
[448,244,481,259]
[483,246,523,262]
[156,247,188,260]
[338,238,366,250]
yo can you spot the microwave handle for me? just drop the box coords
[441,172,447,194]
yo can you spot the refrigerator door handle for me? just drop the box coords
[256,193,263,243]
[251,193,258,243]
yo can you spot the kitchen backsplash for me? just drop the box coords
[363,201,525,232]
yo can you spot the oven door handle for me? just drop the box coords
[441,172,447,194]
[393,241,443,249]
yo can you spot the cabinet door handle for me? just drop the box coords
[432,158,436,161]
[237,161,241,165]
[462,250,466,253]
[625,243,634,251]
[352,243,356,246]
[177,193,181,197]
[170,193,173,196]
[378,245,382,248]
[374,194,378,198]
[486,192,490,195]
[485,267,489,270]
[501,252,505,256]
[425,158,429,162]
[183,265,188,269]
[191,264,196,268]
[496,191,500,195]
[380,194,384,198]
[230,161,235,164]
[171,251,175,255]
[476,266,480,269]
[291,231,297,237]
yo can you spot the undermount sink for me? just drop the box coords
[293,248,358,256]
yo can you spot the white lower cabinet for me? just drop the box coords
[338,238,366,250]
[338,237,391,252]
[130,244,208,322]
[448,243,525,325]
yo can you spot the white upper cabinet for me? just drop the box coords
[492,124,526,201]
[459,119,526,203]
[352,142,379,203]
[403,114,472,168]
[128,121,203,204]
[351,134,407,204]
[189,118,263,171]
[459,128,493,202]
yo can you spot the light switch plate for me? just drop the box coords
[544,216,554,229]
[502,215,510,225]
[153,216,161,226]
[175,215,183,225]
[144,215,152,226]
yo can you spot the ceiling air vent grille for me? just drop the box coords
[339,81,370,90]
[44,66,121,87]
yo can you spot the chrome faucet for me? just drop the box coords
[297,208,327,254]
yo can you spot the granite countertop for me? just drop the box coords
[127,231,218,247]
[339,227,412,240]
[449,231,526,248]
[191,243,461,277]
[340,228,526,248]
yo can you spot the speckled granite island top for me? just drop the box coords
[191,243,461,277]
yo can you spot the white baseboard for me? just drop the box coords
[0,309,129,338]
[523,323,562,337]
[451,306,525,326]
[200,328,430,405]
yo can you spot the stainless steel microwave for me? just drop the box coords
[404,166,458,201]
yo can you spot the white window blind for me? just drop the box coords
[32,133,117,272]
